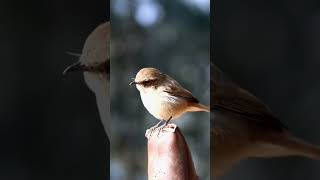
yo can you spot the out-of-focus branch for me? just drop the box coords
[146,124,199,180]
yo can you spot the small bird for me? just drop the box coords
[63,22,110,138]
[211,63,320,178]
[130,68,209,132]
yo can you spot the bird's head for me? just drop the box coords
[63,22,110,77]
[63,22,110,94]
[130,68,166,92]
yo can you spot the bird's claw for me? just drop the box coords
[145,121,162,138]
[146,117,174,138]
[146,123,177,139]
[156,124,167,137]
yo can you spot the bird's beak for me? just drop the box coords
[66,51,82,57]
[129,77,138,85]
[129,80,137,86]
[63,61,88,76]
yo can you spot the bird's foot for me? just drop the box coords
[156,117,172,137]
[146,117,175,138]
[145,123,177,138]
[156,124,166,137]
[145,121,162,138]
[157,123,177,137]
[158,116,174,136]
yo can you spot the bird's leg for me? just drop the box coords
[164,116,172,126]
[157,116,172,137]
[152,120,163,129]
[148,120,163,137]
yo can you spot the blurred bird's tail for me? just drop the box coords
[282,134,320,160]
[188,103,210,112]
[262,133,320,160]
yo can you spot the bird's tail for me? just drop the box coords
[266,133,320,160]
[188,103,210,112]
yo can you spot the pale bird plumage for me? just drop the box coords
[132,67,209,123]
[82,22,110,138]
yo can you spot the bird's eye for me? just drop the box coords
[142,80,150,86]
[142,79,156,86]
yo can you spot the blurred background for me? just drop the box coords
[110,0,210,179]
[0,0,109,180]
[213,0,320,179]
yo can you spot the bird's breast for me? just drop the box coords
[140,92,187,120]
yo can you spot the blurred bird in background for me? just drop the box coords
[63,22,110,138]
[211,63,320,178]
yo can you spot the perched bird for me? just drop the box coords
[130,67,209,131]
[211,63,320,178]
[63,22,110,138]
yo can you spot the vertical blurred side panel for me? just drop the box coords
[0,0,110,179]
[211,0,320,179]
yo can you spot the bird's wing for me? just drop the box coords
[212,64,287,131]
[160,76,199,103]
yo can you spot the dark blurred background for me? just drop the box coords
[110,0,210,179]
[213,0,320,179]
[0,0,109,180]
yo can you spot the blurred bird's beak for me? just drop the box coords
[129,78,137,85]
[63,61,88,76]
[66,51,82,57]
[129,80,137,86]
[129,81,137,86]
